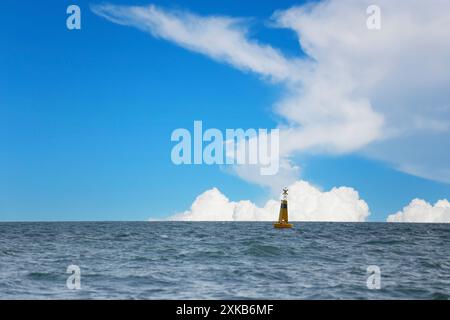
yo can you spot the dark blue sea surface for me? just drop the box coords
[0,222,449,299]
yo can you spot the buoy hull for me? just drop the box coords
[273,222,293,228]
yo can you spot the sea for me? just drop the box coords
[0,222,449,299]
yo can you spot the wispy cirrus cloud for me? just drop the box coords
[92,1,450,188]
[91,2,384,190]
[91,3,302,82]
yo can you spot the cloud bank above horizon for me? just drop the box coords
[170,186,450,222]
[387,199,450,223]
[169,180,370,222]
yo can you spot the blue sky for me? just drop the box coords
[1,0,450,221]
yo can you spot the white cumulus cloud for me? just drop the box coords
[387,199,450,223]
[169,180,370,222]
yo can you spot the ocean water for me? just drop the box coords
[0,222,449,299]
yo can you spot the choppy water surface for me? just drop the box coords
[0,222,449,299]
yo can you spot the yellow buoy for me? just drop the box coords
[274,187,293,228]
